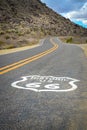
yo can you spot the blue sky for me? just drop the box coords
[41,0,87,28]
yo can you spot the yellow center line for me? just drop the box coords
[0,38,58,75]
[0,39,56,71]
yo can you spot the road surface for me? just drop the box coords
[0,37,87,130]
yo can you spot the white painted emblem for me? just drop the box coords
[11,75,79,92]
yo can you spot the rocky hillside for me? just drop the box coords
[0,0,87,49]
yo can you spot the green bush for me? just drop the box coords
[66,37,73,43]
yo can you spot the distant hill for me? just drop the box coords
[0,0,87,48]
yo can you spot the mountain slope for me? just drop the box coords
[0,0,87,49]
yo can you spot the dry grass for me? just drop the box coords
[78,44,87,57]
[59,36,87,44]
[59,36,87,57]
[0,32,40,50]
[0,43,39,55]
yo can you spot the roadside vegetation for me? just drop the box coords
[59,36,87,57]
[59,36,87,44]
[0,0,87,50]
[0,23,41,50]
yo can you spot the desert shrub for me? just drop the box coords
[6,44,15,49]
[33,27,38,32]
[0,31,4,35]
[5,35,10,39]
[15,30,19,34]
[0,41,5,45]
[6,29,12,33]
[18,32,24,36]
[26,29,30,34]
[66,37,73,43]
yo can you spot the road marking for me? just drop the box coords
[11,75,79,92]
[0,39,58,74]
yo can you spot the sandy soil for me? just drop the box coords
[77,44,87,57]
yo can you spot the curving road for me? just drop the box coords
[0,37,87,130]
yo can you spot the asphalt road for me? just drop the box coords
[0,37,87,130]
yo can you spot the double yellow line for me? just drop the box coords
[0,39,58,75]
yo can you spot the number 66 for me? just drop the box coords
[26,83,60,89]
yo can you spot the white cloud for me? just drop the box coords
[83,19,87,24]
[41,0,87,27]
[79,19,87,27]
[63,2,87,26]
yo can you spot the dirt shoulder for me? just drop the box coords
[77,44,87,57]
[0,44,40,55]
[0,36,42,55]
[59,36,87,57]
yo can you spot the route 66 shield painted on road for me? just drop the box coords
[11,75,80,92]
